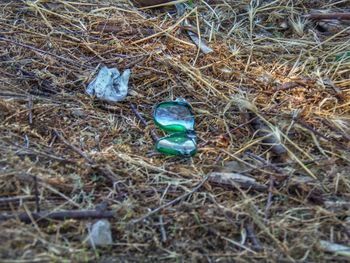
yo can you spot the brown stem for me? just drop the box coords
[130,103,159,141]
[53,130,118,182]
[249,113,287,156]
[0,196,34,205]
[28,96,33,125]
[33,175,40,213]
[264,176,274,220]
[53,130,93,163]
[0,209,115,223]
[130,176,208,225]
[0,36,76,64]
[307,13,350,21]
[295,119,349,151]
[246,224,263,251]
[159,215,167,242]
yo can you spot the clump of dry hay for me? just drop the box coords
[0,0,349,262]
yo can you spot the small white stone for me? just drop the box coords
[88,220,113,247]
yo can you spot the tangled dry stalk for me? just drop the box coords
[0,0,349,262]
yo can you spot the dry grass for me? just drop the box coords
[0,0,349,262]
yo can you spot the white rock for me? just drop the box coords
[88,219,113,247]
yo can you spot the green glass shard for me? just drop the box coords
[153,101,195,133]
[156,134,197,157]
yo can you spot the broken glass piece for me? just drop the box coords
[156,133,197,156]
[153,100,195,133]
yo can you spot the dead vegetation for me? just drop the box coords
[0,0,349,262]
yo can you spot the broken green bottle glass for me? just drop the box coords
[153,99,197,157]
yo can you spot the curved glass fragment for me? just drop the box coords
[156,134,197,157]
[153,101,195,133]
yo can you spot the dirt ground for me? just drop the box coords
[0,0,349,262]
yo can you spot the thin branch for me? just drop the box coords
[33,175,40,213]
[130,176,208,224]
[246,224,263,252]
[0,209,115,223]
[295,119,349,151]
[130,103,159,141]
[0,196,34,205]
[53,130,118,182]
[0,36,78,65]
[307,12,350,21]
[159,215,167,242]
[130,103,148,127]
[264,176,274,220]
[53,130,93,163]
[28,96,33,125]
[246,151,288,176]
